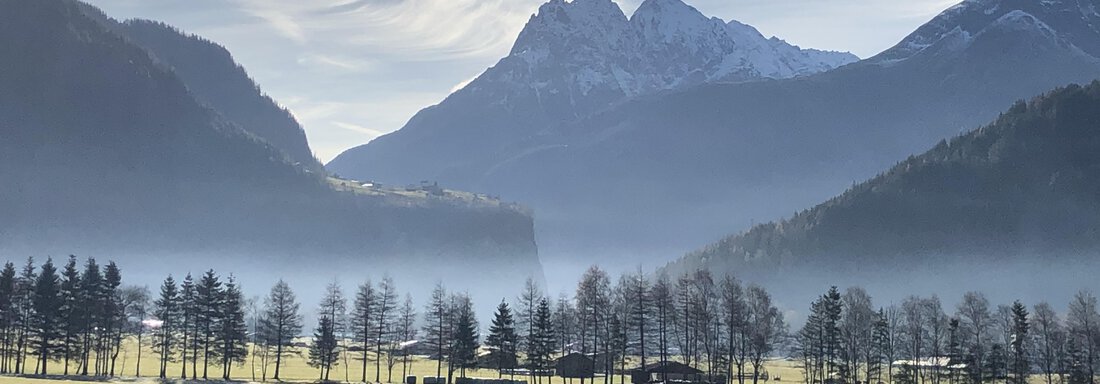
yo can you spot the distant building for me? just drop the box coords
[630,361,705,384]
[555,352,595,379]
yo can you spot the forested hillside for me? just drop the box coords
[0,0,542,300]
[670,82,1100,274]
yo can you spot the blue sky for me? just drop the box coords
[87,0,959,162]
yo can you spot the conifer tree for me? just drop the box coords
[77,258,99,376]
[1009,301,1030,384]
[486,299,518,377]
[154,275,179,378]
[32,257,62,375]
[103,261,124,376]
[260,279,302,381]
[451,293,479,379]
[196,270,224,380]
[310,315,340,381]
[219,276,249,380]
[58,256,81,376]
[179,273,197,379]
[0,262,16,375]
[375,277,398,383]
[15,258,36,375]
[529,297,557,384]
[424,282,450,380]
[351,280,376,382]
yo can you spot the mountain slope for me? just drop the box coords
[115,19,322,171]
[0,0,542,299]
[327,0,857,185]
[334,0,1100,271]
[665,81,1100,293]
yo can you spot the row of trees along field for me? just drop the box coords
[0,257,1097,384]
[795,287,1100,384]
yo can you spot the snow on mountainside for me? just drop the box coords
[327,0,856,186]
[871,0,1100,64]
[501,0,858,99]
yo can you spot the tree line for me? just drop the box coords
[795,287,1100,384]
[1,257,1096,384]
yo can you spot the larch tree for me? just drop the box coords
[1032,302,1064,384]
[746,284,785,384]
[423,282,450,380]
[720,276,748,384]
[260,279,302,382]
[398,294,418,381]
[957,291,993,384]
[517,276,542,382]
[375,277,398,383]
[351,280,376,382]
[1067,290,1099,384]
[318,280,347,383]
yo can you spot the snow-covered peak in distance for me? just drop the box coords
[485,0,858,101]
[870,0,1100,65]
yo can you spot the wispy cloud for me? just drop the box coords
[229,0,543,61]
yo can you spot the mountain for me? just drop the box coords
[329,0,1100,274]
[114,19,322,171]
[664,82,1100,305]
[0,0,541,303]
[327,0,857,185]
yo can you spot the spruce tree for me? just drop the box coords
[154,275,179,378]
[310,315,340,381]
[451,294,479,379]
[103,261,123,376]
[196,270,224,380]
[1009,301,1030,384]
[15,257,36,375]
[486,299,518,376]
[31,257,62,375]
[58,256,81,376]
[77,258,100,376]
[179,273,197,379]
[530,297,557,384]
[219,276,249,380]
[0,262,15,375]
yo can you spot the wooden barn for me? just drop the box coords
[556,352,596,379]
[630,361,705,384]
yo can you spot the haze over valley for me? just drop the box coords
[2,1,1100,382]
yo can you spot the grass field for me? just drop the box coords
[0,340,803,384]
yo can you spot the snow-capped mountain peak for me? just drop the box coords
[631,0,720,42]
[870,0,1100,64]
[476,0,857,119]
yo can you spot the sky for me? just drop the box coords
[87,0,960,162]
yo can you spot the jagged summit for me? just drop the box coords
[871,0,1100,64]
[328,0,858,184]
[501,0,857,97]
